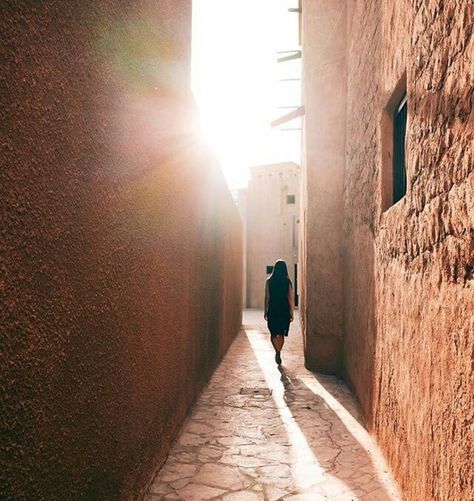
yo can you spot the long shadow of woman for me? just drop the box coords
[276,365,396,499]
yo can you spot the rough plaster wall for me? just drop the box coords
[343,0,382,427]
[344,1,474,499]
[301,0,346,374]
[1,2,242,500]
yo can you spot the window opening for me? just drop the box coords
[266,265,274,274]
[381,72,407,212]
[393,94,407,204]
[287,194,296,204]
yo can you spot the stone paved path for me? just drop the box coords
[144,310,402,500]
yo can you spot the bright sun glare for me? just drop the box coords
[192,0,301,189]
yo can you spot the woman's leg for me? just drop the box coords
[271,335,285,364]
[275,335,285,352]
[270,335,279,352]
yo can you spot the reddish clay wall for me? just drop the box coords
[1,2,242,500]
[302,1,473,499]
[342,0,381,428]
[300,0,346,375]
[345,1,473,500]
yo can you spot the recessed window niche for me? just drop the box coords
[381,72,408,211]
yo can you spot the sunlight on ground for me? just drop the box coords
[192,0,301,189]
[146,311,401,500]
[245,328,360,496]
[298,376,403,498]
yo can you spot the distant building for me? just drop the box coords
[237,162,301,309]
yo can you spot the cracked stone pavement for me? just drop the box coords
[144,310,402,501]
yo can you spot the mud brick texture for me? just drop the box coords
[302,1,473,499]
[345,2,473,500]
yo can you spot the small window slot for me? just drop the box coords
[392,94,408,204]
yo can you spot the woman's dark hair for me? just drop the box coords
[269,259,291,286]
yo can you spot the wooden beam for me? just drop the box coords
[271,106,305,128]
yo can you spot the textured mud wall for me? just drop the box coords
[1,2,242,500]
[344,1,474,500]
[300,0,346,374]
[342,0,381,427]
[302,0,473,498]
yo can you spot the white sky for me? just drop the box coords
[192,0,301,189]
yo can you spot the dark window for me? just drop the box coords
[266,265,273,274]
[287,194,296,204]
[393,94,407,204]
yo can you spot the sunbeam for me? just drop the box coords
[192,0,301,189]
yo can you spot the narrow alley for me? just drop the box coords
[144,311,401,501]
[2,1,472,500]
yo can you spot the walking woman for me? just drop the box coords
[264,259,294,365]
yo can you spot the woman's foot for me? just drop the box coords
[275,352,282,365]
